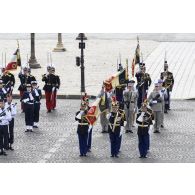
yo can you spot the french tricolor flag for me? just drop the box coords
[6,48,21,71]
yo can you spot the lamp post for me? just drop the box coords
[76,33,87,93]
[29,33,41,68]
[53,33,66,52]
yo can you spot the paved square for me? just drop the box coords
[0,99,194,163]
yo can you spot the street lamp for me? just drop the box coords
[76,33,87,93]
[29,33,41,68]
[53,33,66,52]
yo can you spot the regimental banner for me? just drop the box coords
[5,48,21,71]
[86,97,101,125]
[104,68,127,92]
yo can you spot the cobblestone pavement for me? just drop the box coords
[0,99,195,163]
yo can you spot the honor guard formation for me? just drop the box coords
[0,38,174,159]
[75,38,174,159]
[0,50,60,155]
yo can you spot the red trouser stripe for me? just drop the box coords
[45,92,52,111]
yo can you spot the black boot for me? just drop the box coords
[9,144,14,151]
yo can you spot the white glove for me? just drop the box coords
[137,112,145,122]
[140,112,145,117]
[116,117,121,122]
[11,86,13,91]
[29,93,34,101]
[169,91,172,94]
[2,88,7,94]
[152,100,157,104]
[52,87,55,92]
[23,98,29,103]
[106,113,111,119]
[88,125,93,133]
[35,89,39,96]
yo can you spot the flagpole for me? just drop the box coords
[27,54,28,65]
[4,52,6,68]
[126,58,129,81]
[164,50,167,64]
[47,52,49,64]
[119,53,121,64]
[2,52,3,67]
[141,52,144,64]
[1,53,3,75]
[50,53,52,66]
[17,39,19,48]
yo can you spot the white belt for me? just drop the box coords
[78,123,88,126]
[138,125,149,127]
[0,123,9,126]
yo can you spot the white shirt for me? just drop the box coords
[0,107,12,125]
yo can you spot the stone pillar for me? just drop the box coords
[53,33,66,52]
[29,33,41,68]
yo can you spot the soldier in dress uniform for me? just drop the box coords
[42,66,59,113]
[160,61,174,110]
[148,82,163,133]
[98,84,110,133]
[136,102,153,158]
[0,98,12,156]
[75,101,89,157]
[1,68,15,95]
[135,64,151,109]
[107,97,125,158]
[123,82,138,133]
[158,79,168,128]
[0,79,8,102]
[31,81,42,128]
[18,66,36,111]
[51,67,60,110]
[81,93,93,152]
[21,84,34,132]
[5,95,17,150]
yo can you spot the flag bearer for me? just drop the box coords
[135,65,151,109]
[75,102,89,157]
[107,98,124,158]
